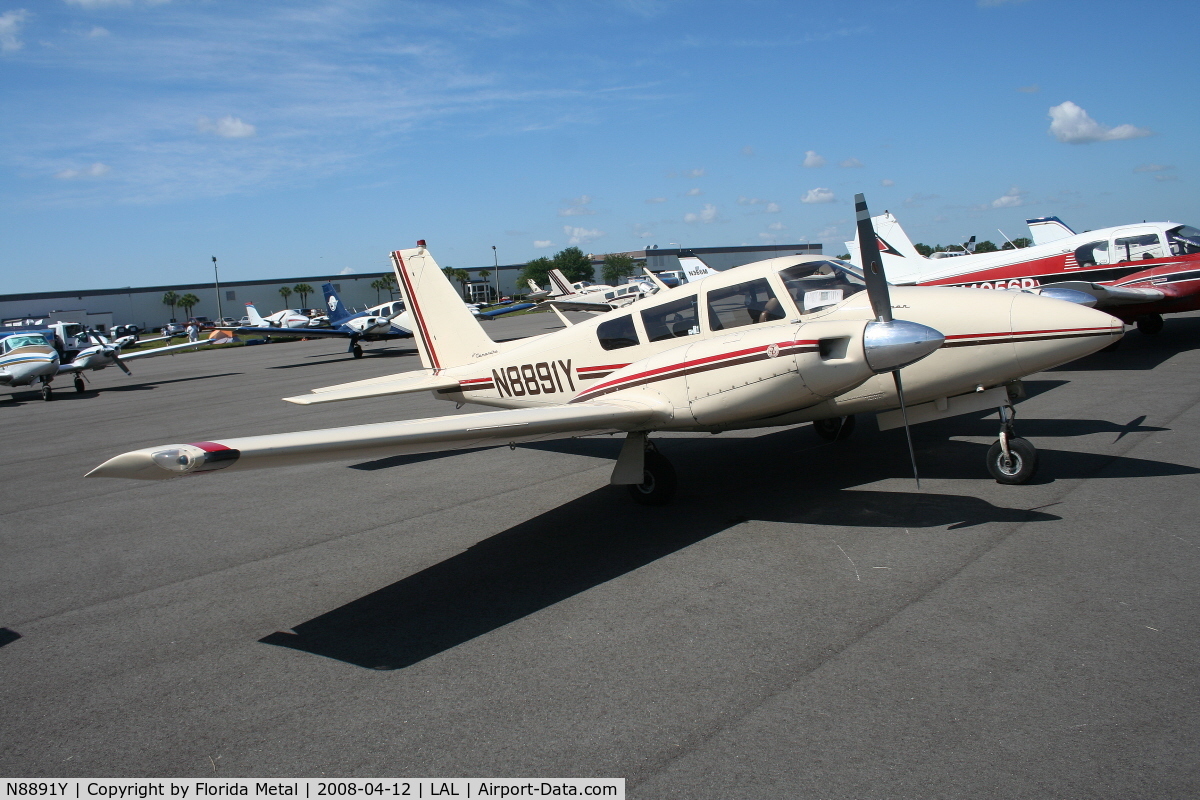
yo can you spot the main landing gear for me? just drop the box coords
[74,376,86,393]
[813,415,856,441]
[40,381,54,401]
[1136,314,1164,336]
[612,432,678,505]
[986,403,1038,484]
[352,344,364,359]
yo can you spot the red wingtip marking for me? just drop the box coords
[190,441,232,452]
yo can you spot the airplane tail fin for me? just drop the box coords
[843,211,928,284]
[678,256,720,283]
[245,303,267,326]
[392,243,499,371]
[527,279,542,293]
[1026,216,1076,246]
[547,269,574,297]
[322,282,354,326]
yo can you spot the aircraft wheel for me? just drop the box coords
[627,449,677,505]
[813,415,855,441]
[352,344,364,359]
[74,376,86,393]
[986,437,1038,485]
[1136,314,1164,336]
[41,385,54,402]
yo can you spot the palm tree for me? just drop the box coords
[382,273,398,299]
[162,290,179,322]
[370,278,385,304]
[278,285,293,308]
[178,293,200,319]
[478,269,492,302]
[293,283,314,307]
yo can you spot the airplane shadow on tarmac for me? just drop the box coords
[262,415,1198,670]
[267,349,419,369]
[0,628,20,648]
[2,372,243,404]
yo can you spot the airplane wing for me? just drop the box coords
[118,339,217,361]
[284,369,462,404]
[86,400,665,480]
[547,299,613,313]
[478,303,536,318]
[1040,281,1165,307]
[223,325,351,338]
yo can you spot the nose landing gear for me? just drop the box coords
[986,404,1038,484]
[74,376,86,393]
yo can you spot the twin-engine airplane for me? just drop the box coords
[1,331,60,400]
[87,198,1123,498]
[222,284,413,358]
[847,210,1200,335]
[57,331,215,393]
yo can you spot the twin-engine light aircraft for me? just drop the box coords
[88,196,1123,499]
[1,331,60,400]
[57,331,214,392]
[223,284,413,358]
[847,210,1200,335]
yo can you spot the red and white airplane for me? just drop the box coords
[847,212,1200,335]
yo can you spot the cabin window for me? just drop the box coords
[597,314,640,350]
[778,260,866,315]
[1114,233,1163,261]
[1167,226,1200,256]
[641,295,700,342]
[1074,240,1110,267]
[707,278,784,331]
[3,334,48,352]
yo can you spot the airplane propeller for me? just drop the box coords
[855,193,944,488]
[87,329,133,375]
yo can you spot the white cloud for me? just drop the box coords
[803,150,826,168]
[685,167,704,178]
[558,194,594,216]
[801,187,834,204]
[991,186,1027,208]
[1134,164,1173,173]
[685,187,702,196]
[684,203,718,223]
[0,9,30,53]
[339,266,354,275]
[645,197,667,204]
[765,202,780,213]
[741,145,755,156]
[54,162,112,179]
[1017,84,1040,93]
[86,26,110,38]
[767,221,785,231]
[881,178,895,187]
[816,226,840,240]
[632,224,652,239]
[839,158,864,168]
[533,239,553,248]
[1048,101,1151,144]
[1155,174,1178,182]
[563,225,603,245]
[197,115,257,138]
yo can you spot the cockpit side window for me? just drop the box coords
[3,334,48,352]
[640,295,700,342]
[707,278,784,331]
[1074,240,1110,267]
[1115,233,1163,261]
[778,260,867,315]
[596,314,640,351]
[1167,226,1200,256]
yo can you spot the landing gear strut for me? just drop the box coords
[986,404,1037,484]
[813,415,856,441]
[1136,314,1164,336]
[627,442,677,505]
[40,382,54,401]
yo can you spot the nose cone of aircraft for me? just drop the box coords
[864,319,946,373]
[1010,291,1124,374]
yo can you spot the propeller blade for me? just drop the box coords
[892,370,920,490]
[855,192,892,323]
[114,355,132,375]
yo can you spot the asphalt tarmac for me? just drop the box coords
[2,310,1198,797]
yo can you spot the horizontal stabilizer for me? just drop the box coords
[1040,281,1164,307]
[285,370,463,404]
[87,401,664,479]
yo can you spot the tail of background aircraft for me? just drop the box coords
[321,282,354,326]
[391,243,503,371]
[245,303,268,326]
[547,269,574,297]
[843,211,930,284]
[1026,216,1076,246]
[678,256,721,283]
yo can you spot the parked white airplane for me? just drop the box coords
[57,331,214,392]
[0,331,60,400]
[244,304,311,329]
[545,268,659,313]
[89,196,1122,497]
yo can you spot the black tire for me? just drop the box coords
[627,449,678,505]
[986,437,1038,484]
[41,385,54,402]
[813,415,856,441]
[1136,314,1164,336]
[74,377,86,393]
[352,344,364,359]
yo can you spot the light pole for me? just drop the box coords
[212,256,223,321]
[491,245,499,302]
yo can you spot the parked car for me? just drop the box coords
[189,316,214,330]
[216,317,239,327]
[161,322,185,336]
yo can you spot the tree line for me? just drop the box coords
[162,282,322,322]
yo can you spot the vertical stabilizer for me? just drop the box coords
[678,256,720,283]
[547,269,574,297]
[245,303,267,326]
[392,244,498,371]
[322,282,354,326]
[844,211,929,284]
[1026,216,1076,246]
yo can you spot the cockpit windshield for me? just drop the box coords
[778,260,867,315]
[1167,226,1200,256]
[2,334,50,352]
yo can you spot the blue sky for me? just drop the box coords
[1,0,1196,293]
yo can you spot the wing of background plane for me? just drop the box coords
[225,326,351,338]
[478,303,536,319]
[86,400,663,480]
[1039,281,1165,307]
[546,299,613,313]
